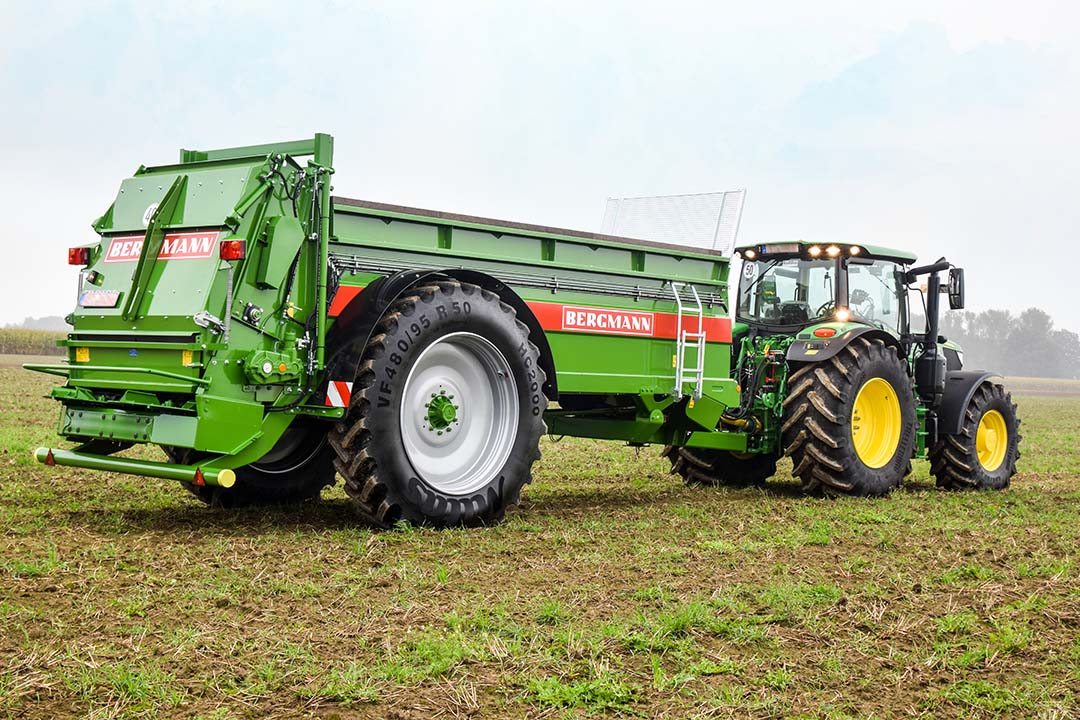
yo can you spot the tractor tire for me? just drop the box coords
[930,383,1020,490]
[663,446,777,486]
[328,280,547,527]
[165,423,336,508]
[782,337,916,496]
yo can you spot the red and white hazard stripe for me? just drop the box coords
[324,380,353,408]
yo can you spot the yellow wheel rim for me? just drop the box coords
[851,377,902,469]
[976,409,1008,472]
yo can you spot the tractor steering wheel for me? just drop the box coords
[815,300,835,318]
[850,289,876,321]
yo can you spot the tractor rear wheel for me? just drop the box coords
[663,446,777,486]
[328,281,547,527]
[782,338,916,496]
[165,423,335,508]
[930,383,1020,490]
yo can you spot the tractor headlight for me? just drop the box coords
[835,307,851,322]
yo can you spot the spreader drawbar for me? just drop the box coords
[35,448,236,488]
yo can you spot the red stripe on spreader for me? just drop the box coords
[329,286,365,316]
[526,300,731,342]
[328,285,730,342]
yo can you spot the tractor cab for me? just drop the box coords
[732,241,918,338]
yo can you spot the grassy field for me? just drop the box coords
[1,366,1078,719]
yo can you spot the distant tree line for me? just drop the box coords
[4,315,69,331]
[932,308,1080,379]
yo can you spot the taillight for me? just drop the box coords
[813,327,837,338]
[68,247,91,265]
[219,239,246,260]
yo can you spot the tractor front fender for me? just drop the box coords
[938,370,1001,435]
[321,269,558,405]
[786,325,904,364]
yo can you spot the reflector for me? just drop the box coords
[68,247,91,265]
[219,239,246,260]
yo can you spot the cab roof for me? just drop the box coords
[732,240,918,264]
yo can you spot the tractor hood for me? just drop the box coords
[786,321,901,364]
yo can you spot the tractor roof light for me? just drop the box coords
[849,245,861,256]
[807,245,822,258]
[68,246,92,266]
[219,239,246,260]
[826,245,841,257]
[743,248,757,260]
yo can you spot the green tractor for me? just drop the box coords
[667,240,1021,495]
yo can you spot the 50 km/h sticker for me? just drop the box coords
[103,231,220,263]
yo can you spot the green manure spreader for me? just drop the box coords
[29,134,1021,526]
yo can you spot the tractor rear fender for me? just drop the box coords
[937,370,1001,435]
[786,325,905,364]
[321,269,558,405]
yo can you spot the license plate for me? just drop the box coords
[80,289,121,308]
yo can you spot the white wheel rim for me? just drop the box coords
[399,332,519,495]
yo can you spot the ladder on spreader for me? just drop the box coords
[671,282,705,399]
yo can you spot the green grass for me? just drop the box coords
[2,368,1079,718]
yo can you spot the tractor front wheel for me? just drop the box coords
[782,338,916,496]
[663,447,777,486]
[930,383,1020,490]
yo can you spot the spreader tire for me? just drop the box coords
[328,280,547,527]
[930,383,1020,490]
[165,424,335,508]
[663,446,777,486]
[782,337,916,496]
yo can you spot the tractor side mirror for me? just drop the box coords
[947,267,965,310]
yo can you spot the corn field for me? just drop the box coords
[0,329,65,356]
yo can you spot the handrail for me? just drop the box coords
[23,363,210,386]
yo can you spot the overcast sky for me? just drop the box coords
[2,1,1077,331]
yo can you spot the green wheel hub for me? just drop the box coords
[426,393,458,432]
